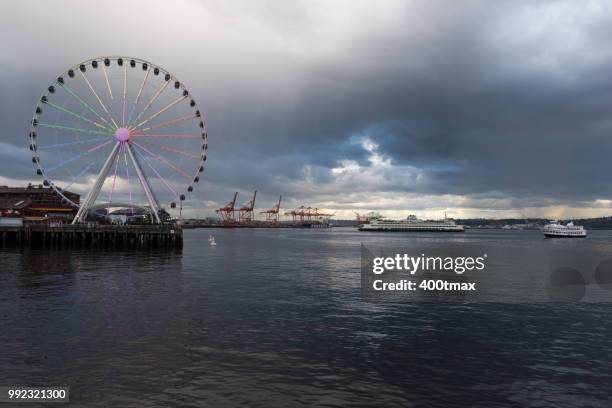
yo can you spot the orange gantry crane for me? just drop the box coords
[285,206,334,223]
[285,206,306,222]
[215,192,238,222]
[309,207,335,221]
[238,191,257,222]
[260,195,282,222]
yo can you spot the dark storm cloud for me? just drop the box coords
[1,0,612,216]
[214,0,612,211]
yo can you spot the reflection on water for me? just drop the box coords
[0,228,612,407]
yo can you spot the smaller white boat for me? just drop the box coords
[209,235,217,246]
[542,221,586,238]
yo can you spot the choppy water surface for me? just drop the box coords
[1,228,612,407]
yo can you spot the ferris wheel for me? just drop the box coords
[28,56,208,223]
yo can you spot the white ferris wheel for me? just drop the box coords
[28,56,208,223]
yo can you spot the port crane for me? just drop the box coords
[286,206,335,223]
[238,191,257,222]
[260,195,282,222]
[215,192,238,222]
[286,206,306,222]
[309,208,335,222]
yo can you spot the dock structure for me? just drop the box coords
[0,224,183,250]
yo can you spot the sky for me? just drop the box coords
[2,0,612,219]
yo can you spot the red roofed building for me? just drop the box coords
[0,184,79,224]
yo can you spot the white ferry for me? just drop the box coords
[358,215,465,232]
[542,221,586,238]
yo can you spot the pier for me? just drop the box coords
[0,224,183,250]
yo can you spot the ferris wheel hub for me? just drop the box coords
[114,127,130,142]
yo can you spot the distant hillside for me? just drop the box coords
[189,216,612,229]
[331,216,612,229]
[456,218,546,227]
[330,219,360,227]
[568,216,612,229]
[458,216,612,229]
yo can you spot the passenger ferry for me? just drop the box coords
[542,221,586,238]
[358,215,465,232]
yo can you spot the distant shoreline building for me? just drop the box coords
[0,184,79,224]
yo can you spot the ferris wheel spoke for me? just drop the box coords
[45,100,108,130]
[161,145,203,161]
[137,113,199,133]
[36,137,108,150]
[127,104,137,130]
[46,139,113,172]
[131,144,179,199]
[37,123,111,136]
[128,80,170,129]
[72,142,121,224]
[138,139,203,161]
[131,133,202,139]
[123,144,134,213]
[88,139,115,153]
[126,144,162,223]
[60,84,112,127]
[101,63,114,100]
[126,66,151,126]
[80,70,120,128]
[122,64,128,127]
[131,95,187,131]
[63,161,97,192]
[37,136,109,150]
[107,142,124,204]
[132,141,192,180]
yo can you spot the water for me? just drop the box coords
[1,228,612,407]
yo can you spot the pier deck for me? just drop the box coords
[0,224,183,250]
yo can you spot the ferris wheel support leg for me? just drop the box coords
[72,142,121,224]
[126,143,162,224]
